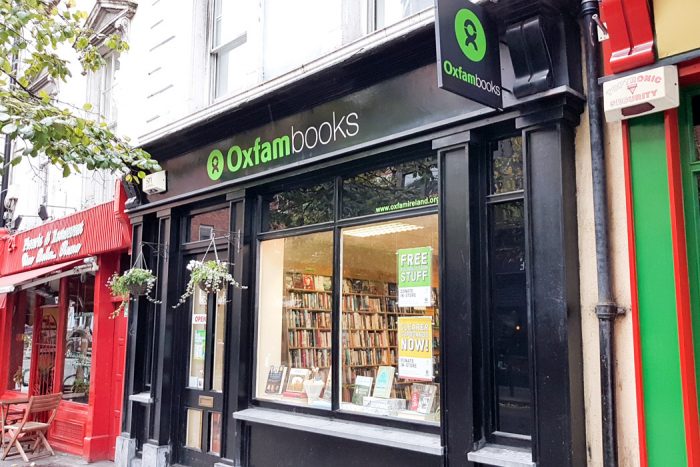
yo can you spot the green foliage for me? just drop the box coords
[107,267,157,317]
[0,0,160,178]
[173,259,246,308]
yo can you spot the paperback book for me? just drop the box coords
[264,365,287,395]
[351,376,374,405]
[372,366,395,399]
[283,368,311,398]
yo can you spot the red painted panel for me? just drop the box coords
[600,0,655,74]
[665,109,700,464]
[680,59,700,86]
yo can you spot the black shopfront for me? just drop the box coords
[117,3,586,466]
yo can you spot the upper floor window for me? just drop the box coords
[87,52,119,128]
[210,0,434,100]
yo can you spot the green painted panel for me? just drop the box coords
[678,87,700,416]
[629,113,687,466]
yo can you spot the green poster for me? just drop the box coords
[194,329,206,361]
[397,247,432,307]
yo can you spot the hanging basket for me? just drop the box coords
[126,282,149,296]
[198,279,225,294]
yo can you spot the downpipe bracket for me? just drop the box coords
[595,303,625,320]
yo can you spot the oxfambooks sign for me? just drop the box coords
[207,112,359,181]
[151,65,489,202]
[435,0,502,109]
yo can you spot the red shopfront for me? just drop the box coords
[0,190,131,461]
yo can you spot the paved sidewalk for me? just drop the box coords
[0,452,114,467]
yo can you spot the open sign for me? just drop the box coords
[192,314,207,325]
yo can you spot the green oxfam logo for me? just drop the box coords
[454,8,486,62]
[208,149,225,180]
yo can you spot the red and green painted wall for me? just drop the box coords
[624,68,700,466]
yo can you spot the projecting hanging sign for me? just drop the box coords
[435,0,502,109]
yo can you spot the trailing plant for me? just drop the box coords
[173,260,245,308]
[107,267,160,318]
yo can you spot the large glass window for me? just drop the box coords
[255,154,440,425]
[211,0,434,100]
[7,293,35,393]
[255,231,334,408]
[62,275,95,404]
[340,215,439,423]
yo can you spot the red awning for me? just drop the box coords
[0,294,5,310]
[0,259,86,294]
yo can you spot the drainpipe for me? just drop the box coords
[0,52,17,229]
[580,2,623,467]
[0,133,10,228]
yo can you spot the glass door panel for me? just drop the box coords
[179,252,229,466]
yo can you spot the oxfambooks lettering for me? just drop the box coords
[442,59,501,97]
[207,111,360,181]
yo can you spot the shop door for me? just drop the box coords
[178,253,228,467]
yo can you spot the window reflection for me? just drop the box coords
[62,275,94,403]
[265,181,334,231]
[342,157,438,218]
[490,137,524,195]
[188,207,230,242]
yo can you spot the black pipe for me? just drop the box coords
[0,133,10,228]
[580,2,621,467]
[0,52,17,229]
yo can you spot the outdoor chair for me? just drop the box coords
[1,393,62,462]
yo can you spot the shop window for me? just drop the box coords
[264,180,334,231]
[340,215,440,424]
[342,156,438,218]
[62,275,95,404]
[255,154,440,425]
[7,293,35,393]
[485,136,531,437]
[255,231,334,408]
[187,207,230,243]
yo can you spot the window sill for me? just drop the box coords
[128,392,153,404]
[467,444,535,467]
[233,407,443,456]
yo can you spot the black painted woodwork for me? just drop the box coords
[119,4,586,465]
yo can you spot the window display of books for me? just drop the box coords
[278,271,440,420]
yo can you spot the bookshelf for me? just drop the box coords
[281,272,440,406]
[340,278,439,402]
[283,273,333,370]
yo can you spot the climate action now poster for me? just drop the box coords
[397,316,433,381]
[397,246,433,307]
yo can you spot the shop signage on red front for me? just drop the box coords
[603,65,679,121]
[21,221,84,267]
